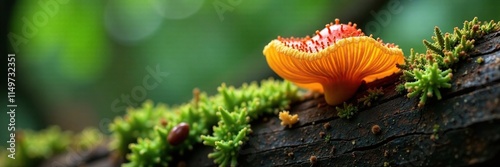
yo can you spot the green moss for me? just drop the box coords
[324,135,331,143]
[109,78,299,167]
[109,101,169,155]
[476,57,484,64]
[74,128,105,150]
[336,102,358,119]
[201,108,251,167]
[431,124,440,140]
[395,83,406,95]
[357,87,384,107]
[8,127,71,167]
[405,63,453,107]
[0,79,298,167]
[0,126,104,167]
[399,17,499,107]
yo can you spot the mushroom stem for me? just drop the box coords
[323,80,360,106]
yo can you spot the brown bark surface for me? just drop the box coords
[42,32,500,167]
[233,31,500,167]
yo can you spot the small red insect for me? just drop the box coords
[167,122,190,146]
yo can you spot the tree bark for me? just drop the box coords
[42,31,500,167]
[232,31,500,167]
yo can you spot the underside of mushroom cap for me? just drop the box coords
[263,36,404,105]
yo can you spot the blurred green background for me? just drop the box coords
[2,0,500,146]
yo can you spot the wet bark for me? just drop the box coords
[42,31,500,167]
[233,31,500,167]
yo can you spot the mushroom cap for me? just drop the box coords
[263,20,404,105]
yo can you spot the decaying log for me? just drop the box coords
[42,32,500,167]
[232,31,500,166]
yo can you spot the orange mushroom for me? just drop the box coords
[263,19,405,105]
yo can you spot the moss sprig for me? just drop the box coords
[336,102,358,119]
[431,124,440,141]
[109,101,168,155]
[124,127,172,167]
[201,108,251,167]
[405,63,453,107]
[395,83,406,94]
[399,17,499,107]
[476,57,484,64]
[357,87,384,107]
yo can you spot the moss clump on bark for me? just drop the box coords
[110,78,300,167]
[399,17,499,107]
